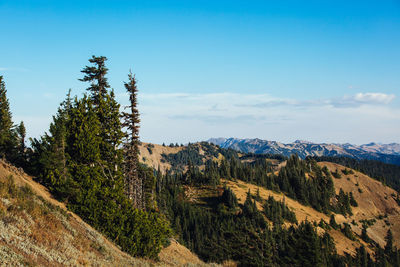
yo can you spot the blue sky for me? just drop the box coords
[1,0,399,144]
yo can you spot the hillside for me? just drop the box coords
[140,142,400,261]
[321,162,400,248]
[208,138,400,165]
[0,159,211,267]
[221,160,400,255]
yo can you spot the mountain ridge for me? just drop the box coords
[207,137,400,165]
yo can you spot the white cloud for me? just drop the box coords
[128,91,400,144]
[23,91,399,145]
[353,92,395,104]
[330,92,395,107]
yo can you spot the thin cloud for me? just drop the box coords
[330,92,395,108]
[169,114,270,124]
[239,92,396,109]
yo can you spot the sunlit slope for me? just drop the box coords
[0,160,212,267]
[321,162,400,248]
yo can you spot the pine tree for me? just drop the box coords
[0,76,15,159]
[361,225,369,242]
[79,56,125,205]
[29,60,171,259]
[17,121,26,153]
[122,71,143,209]
[384,229,394,256]
[79,55,110,105]
[30,91,72,195]
[15,121,27,167]
[329,214,338,230]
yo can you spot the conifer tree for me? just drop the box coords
[384,229,394,256]
[79,55,110,105]
[29,59,171,259]
[79,56,125,192]
[31,91,72,194]
[0,76,15,159]
[122,71,143,209]
[17,121,26,153]
[15,121,27,167]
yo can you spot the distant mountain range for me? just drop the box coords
[207,138,400,165]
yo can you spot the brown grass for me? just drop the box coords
[320,162,400,248]
[222,170,397,257]
[0,159,214,266]
[139,142,184,173]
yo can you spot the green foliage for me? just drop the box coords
[329,214,339,230]
[29,57,171,259]
[334,189,353,216]
[341,168,354,175]
[0,76,14,159]
[341,223,356,241]
[263,196,297,224]
[220,187,238,209]
[360,218,376,228]
[156,172,343,266]
[0,76,26,166]
[161,143,205,170]
[312,156,400,191]
[361,225,370,243]
[332,169,342,179]
[349,192,358,207]
[274,156,335,213]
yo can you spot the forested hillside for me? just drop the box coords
[311,156,400,191]
[143,143,400,266]
[0,58,171,261]
[2,58,400,267]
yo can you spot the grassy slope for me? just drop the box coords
[321,162,400,248]
[0,159,211,267]
[139,142,183,173]
[141,143,400,257]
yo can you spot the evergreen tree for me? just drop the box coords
[0,76,15,159]
[79,56,125,195]
[79,55,110,105]
[29,59,171,258]
[17,121,26,153]
[384,229,394,256]
[16,121,27,166]
[122,71,143,209]
[30,91,72,194]
[330,214,339,230]
[361,225,370,243]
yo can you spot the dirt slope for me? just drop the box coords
[0,160,210,267]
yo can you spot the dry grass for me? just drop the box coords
[158,239,219,267]
[320,162,400,248]
[0,159,214,267]
[139,142,184,173]
[222,165,399,257]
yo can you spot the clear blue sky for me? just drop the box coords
[1,0,399,144]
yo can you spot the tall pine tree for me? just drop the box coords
[0,76,15,159]
[122,71,143,209]
[79,56,125,192]
[79,55,110,105]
